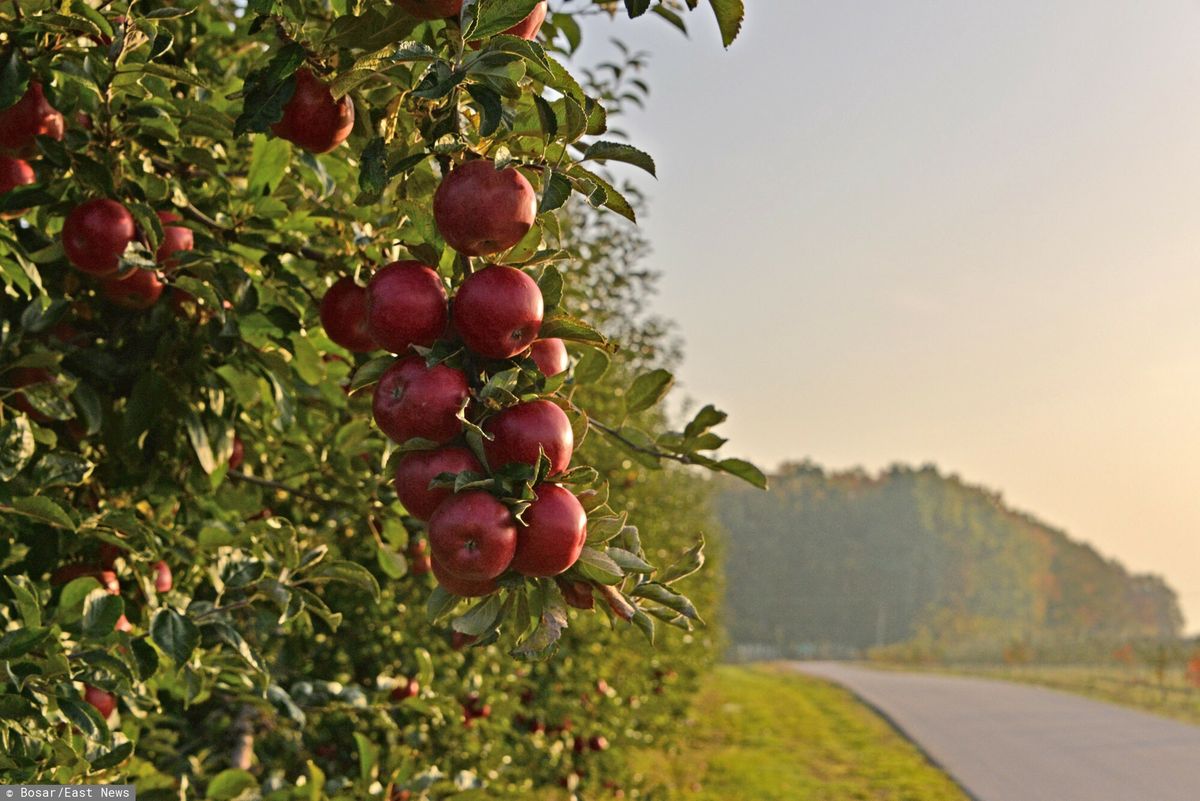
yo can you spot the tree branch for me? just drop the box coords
[227,470,359,510]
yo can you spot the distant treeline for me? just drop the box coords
[719,463,1183,657]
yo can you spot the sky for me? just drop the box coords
[577,2,1200,631]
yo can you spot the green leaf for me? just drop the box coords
[59,577,101,623]
[185,412,216,474]
[606,548,656,574]
[539,314,614,352]
[0,49,32,111]
[717,458,767,489]
[354,732,379,785]
[660,537,706,584]
[707,0,745,47]
[468,0,544,39]
[624,0,652,17]
[150,608,201,665]
[130,636,159,680]
[630,582,701,621]
[89,741,134,770]
[573,348,610,385]
[82,591,123,637]
[583,141,657,177]
[539,169,571,214]
[626,369,675,414]
[234,43,305,137]
[452,594,503,636]
[206,769,258,801]
[308,560,381,602]
[466,84,504,138]
[0,692,38,718]
[349,355,396,393]
[0,627,51,659]
[511,580,568,661]
[0,416,35,481]
[7,495,75,530]
[60,696,106,741]
[576,546,624,585]
[358,136,388,196]
[0,184,56,215]
[247,135,292,195]
[4,576,40,627]
[566,164,637,222]
[426,586,459,622]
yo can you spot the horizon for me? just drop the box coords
[578,2,1200,632]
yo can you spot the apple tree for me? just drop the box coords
[0,0,757,796]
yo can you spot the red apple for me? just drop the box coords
[98,543,124,569]
[529,338,568,376]
[271,68,354,154]
[394,447,482,521]
[372,356,468,445]
[0,155,35,215]
[100,268,165,310]
[51,563,98,586]
[411,553,432,575]
[0,82,64,153]
[433,160,537,256]
[153,561,172,593]
[366,261,448,353]
[99,570,120,595]
[433,556,499,598]
[407,538,428,558]
[502,1,547,39]
[394,0,462,19]
[62,199,137,276]
[428,491,516,581]
[83,685,116,719]
[589,735,608,751]
[154,211,194,269]
[320,277,376,352]
[452,265,543,359]
[510,484,586,577]
[483,399,573,475]
[390,677,420,701]
[229,435,245,471]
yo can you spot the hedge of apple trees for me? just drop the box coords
[0,0,759,797]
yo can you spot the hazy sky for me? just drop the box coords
[578,2,1200,631]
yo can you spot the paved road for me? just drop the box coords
[792,662,1200,801]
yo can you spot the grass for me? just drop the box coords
[629,664,968,801]
[908,663,1200,727]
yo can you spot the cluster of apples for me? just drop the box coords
[51,546,173,719]
[323,155,588,600]
[0,84,195,308]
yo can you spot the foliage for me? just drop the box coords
[0,0,755,795]
[628,664,969,801]
[719,462,1182,657]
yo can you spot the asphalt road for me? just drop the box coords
[792,662,1200,801]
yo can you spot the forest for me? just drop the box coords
[719,463,1183,660]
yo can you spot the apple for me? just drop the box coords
[390,677,420,701]
[229,435,245,470]
[483,399,573,475]
[320,277,376,352]
[451,631,479,650]
[429,491,516,581]
[589,735,608,751]
[394,447,482,521]
[98,543,124,569]
[433,160,536,256]
[452,265,543,359]
[372,356,468,445]
[153,561,172,593]
[407,538,428,558]
[394,0,462,19]
[83,685,116,719]
[529,338,568,377]
[433,556,499,598]
[0,155,35,216]
[0,82,64,153]
[100,268,165,310]
[271,68,355,154]
[62,199,137,276]
[51,563,98,586]
[502,1,547,39]
[410,553,432,576]
[510,484,586,577]
[366,261,448,353]
[99,570,120,595]
[154,211,194,269]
